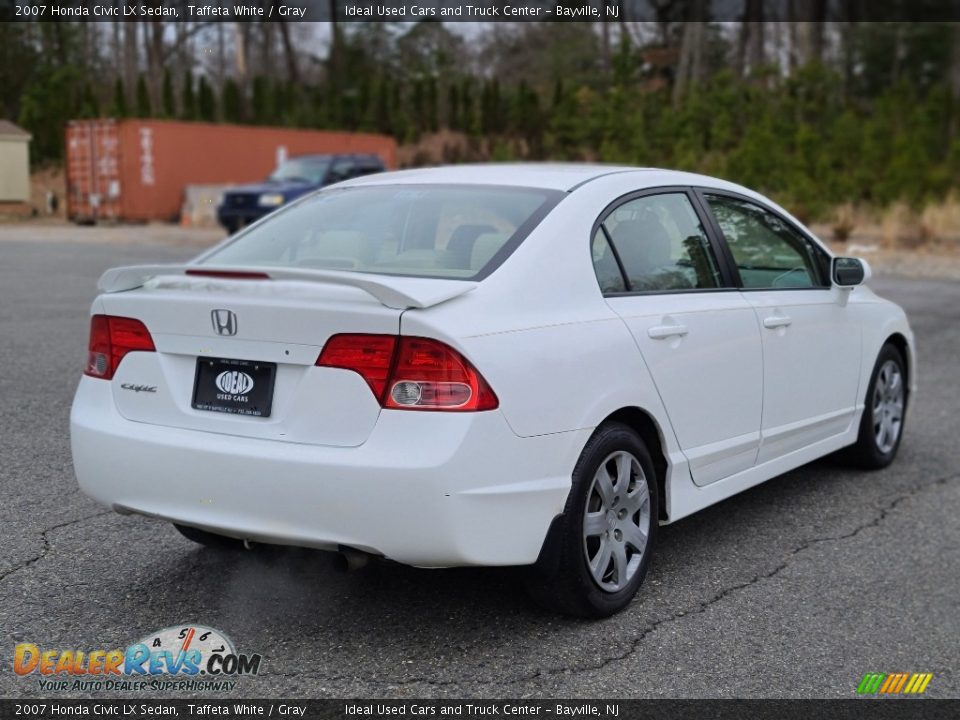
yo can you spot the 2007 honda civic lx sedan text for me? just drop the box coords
[71,165,915,616]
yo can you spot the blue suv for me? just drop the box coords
[217,153,385,234]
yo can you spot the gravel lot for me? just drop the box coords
[0,224,957,699]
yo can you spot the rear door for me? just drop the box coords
[598,189,764,486]
[699,191,862,463]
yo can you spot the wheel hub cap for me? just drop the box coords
[873,360,904,454]
[582,450,651,593]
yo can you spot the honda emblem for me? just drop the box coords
[211,309,238,336]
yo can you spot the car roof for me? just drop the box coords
[338,163,753,194]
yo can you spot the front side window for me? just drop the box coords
[705,194,828,289]
[202,185,562,280]
[599,193,722,293]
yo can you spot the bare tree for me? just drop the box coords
[736,2,766,80]
[143,19,166,108]
[790,0,826,67]
[234,23,249,84]
[123,21,139,104]
[672,0,706,106]
[278,20,301,84]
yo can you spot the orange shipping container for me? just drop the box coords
[65,119,397,222]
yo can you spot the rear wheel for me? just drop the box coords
[525,422,658,618]
[840,343,907,469]
[174,523,244,550]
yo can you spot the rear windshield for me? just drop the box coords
[201,184,563,280]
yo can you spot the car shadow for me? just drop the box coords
[109,455,869,652]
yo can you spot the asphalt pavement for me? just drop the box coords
[0,227,957,699]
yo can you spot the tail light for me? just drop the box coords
[84,315,156,380]
[317,335,498,411]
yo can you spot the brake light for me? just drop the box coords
[84,315,156,380]
[316,335,498,411]
[184,270,271,280]
[315,334,397,398]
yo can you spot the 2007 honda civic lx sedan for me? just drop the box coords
[71,165,914,616]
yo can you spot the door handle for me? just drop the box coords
[762,315,793,329]
[647,324,689,340]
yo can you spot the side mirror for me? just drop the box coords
[832,257,870,288]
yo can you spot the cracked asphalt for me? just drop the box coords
[1,229,957,699]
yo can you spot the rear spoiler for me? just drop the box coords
[96,264,478,310]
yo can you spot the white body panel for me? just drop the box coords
[70,164,915,566]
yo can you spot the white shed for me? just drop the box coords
[0,120,32,204]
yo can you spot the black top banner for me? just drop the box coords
[3,0,960,22]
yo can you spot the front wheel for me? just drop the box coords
[839,343,908,469]
[525,422,658,618]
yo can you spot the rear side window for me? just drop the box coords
[591,228,626,294]
[202,185,562,280]
[598,193,722,293]
[705,195,828,289]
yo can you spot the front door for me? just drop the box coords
[701,192,862,464]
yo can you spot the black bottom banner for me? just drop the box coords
[1,700,959,720]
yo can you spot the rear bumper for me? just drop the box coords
[70,377,585,567]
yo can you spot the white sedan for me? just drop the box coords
[71,165,914,616]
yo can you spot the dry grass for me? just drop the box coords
[919,191,960,248]
[881,202,930,250]
[397,130,536,168]
[398,130,478,167]
[814,195,960,255]
[829,202,858,243]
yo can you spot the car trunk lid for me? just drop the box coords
[96,269,475,447]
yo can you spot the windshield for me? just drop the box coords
[268,157,331,184]
[201,185,563,280]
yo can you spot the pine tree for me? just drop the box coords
[251,76,269,124]
[427,76,439,133]
[222,78,243,123]
[197,76,217,122]
[448,83,461,131]
[460,78,476,135]
[412,78,425,136]
[110,78,128,118]
[375,74,392,135]
[181,70,196,120]
[135,74,151,118]
[80,82,99,118]
[162,69,176,118]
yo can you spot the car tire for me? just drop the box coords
[174,523,245,550]
[525,422,658,618]
[839,343,908,469]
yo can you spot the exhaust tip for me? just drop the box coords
[335,546,372,572]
